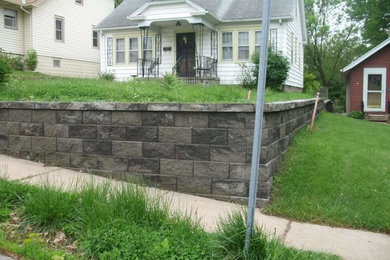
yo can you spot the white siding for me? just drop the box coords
[0,4,24,55]
[283,0,304,88]
[32,0,114,64]
[23,10,32,52]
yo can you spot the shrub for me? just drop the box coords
[251,47,290,90]
[347,111,364,120]
[162,72,183,89]
[100,71,115,81]
[303,73,321,93]
[239,62,256,89]
[0,53,11,85]
[9,56,24,71]
[25,50,38,71]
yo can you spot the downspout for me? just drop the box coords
[20,0,32,53]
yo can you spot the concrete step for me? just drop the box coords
[365,114,389,122]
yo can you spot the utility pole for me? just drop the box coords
[244,0,271,255]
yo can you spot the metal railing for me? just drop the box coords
[172,55,218,83]
[137,58,160,78]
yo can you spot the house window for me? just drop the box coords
[238,32,249,60]
[222,32,233,60]
[4,9,17,29]
[53,59,61,67]
[129,37,138,63]
[93,29,99,48]
[255,31,261,54]
[270,29,277,49]
[143,36,152,60]
[75,0,83,5]
[107,37,113,66]
[55,16,64,42]
[116,38,125,64]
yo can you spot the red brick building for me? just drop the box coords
[343,38,390,119]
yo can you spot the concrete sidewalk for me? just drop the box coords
[1,155,389,260]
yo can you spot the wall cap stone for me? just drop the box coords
[0,99,320,113]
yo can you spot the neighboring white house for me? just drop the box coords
[96,0,307,88]
[0,0,114,78]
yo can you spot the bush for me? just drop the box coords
[25,50,38,71]
[239,62,256,89]
[0,53,11,85]
[347,111,364,120]
[9,56,24,71]
[303,73,321,93]
[251,47,290,90]
[162,72,183,89]
[100,72,115,81]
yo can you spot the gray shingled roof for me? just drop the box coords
[97,0,295,29]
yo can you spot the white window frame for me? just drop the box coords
[363,68,387,112]
[4,8,17,30]
[238,31,250,60]
[53,59,61,68]
[255,30,261,54]
[222,32,233,61]
[116,38,125,64]
[270,29,277,49]
[55,16,64,42]
[129,37,138,63]
[92,28,99,48]
[106,37,113,66]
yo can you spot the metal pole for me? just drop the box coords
[244,0,271,255]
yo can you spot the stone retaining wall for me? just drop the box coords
[0,100,326,205]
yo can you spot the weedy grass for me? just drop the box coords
[0,71,315,103]
[266,113,390,233]
[0,178,339,259]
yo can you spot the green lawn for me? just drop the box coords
[0,179,339,260]
[266,113,390,233]
[0,71,315,103]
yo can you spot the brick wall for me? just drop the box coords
[0,100,325,206]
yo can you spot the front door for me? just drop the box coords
[176,33,196,77]
[363,68,387,112]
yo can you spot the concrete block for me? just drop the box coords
[56,111,82,124]
[209,113,246,128]
[210,146,247,163]
[177,177,211,194]
[8,136,31,150]
[160,159,193,176]
[175,112,208,128]
[68,125,97,139]
[213,180,248,196]
[19,150,45,163]
[228,129,253,145]
[229,163,251,180]
[44,124,68,138]
[112,112,142,125]
[126,126,157,142]
[5,122,19,135]
[98,156,128,171]
[0,135,8,148]
[83,111,111,125]
[142,112,174,126]
[142,142,175,159]
[32,110,56,123]
[159,127,191,143]
[31,137,56,152]
[19,123,44,136]
[112,141,142,157]
[9,109,31,122]
[194,161,229,178]
[142,174,177,190]
[45,152,70,167]
[97,126,126,140]
[0,109,8,121]
[128,158,159,174]
[83,140,112,155]
[57,138,83,153]
[192,128,227,145]
[70,154,98,169]
[175,144,210,161]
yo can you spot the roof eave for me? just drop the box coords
[342,38,390,73]
[220,16,292,23]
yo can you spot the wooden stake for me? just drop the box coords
[310,92,320,132]
[247,90,252,101]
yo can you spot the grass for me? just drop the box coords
[266,113,390,233]
[0,178,339,260]
[0,71,315,103]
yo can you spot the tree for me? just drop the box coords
[347,0,390,47]
[304,0,362,105]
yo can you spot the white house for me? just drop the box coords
[96,0,307,88]
[0,0,114,78]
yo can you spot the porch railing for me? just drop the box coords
[137,58,160,78]
[172,55,218,82]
